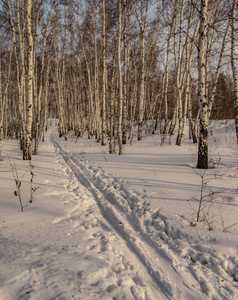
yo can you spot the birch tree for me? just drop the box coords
[133,0,149,141]
[33,0,56,154]
[101,0,107,146]
[197,0,208,169]
[118,0,123,155]
[231,0,238,145]
[23,0,34,160]
[176,1,199,146]
[174,0,185,146]
[7,0,26,150]
[90,0,101,142]
[122,0,131,144]
[0,43,13,140]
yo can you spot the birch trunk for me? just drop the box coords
[33,0,55,154]
[162,24,173,136]
[0,44,13,140]
[231,0,238,145]
[175,0,185,146]
[118,0,123,155]
[197,0,208,169]
[128,48,138,142]
[176,3,199,146]
[133,0,149,141]
[8,0,26,150]
[137,32,145,141]
[122,0,128,144]
[109,56,116,154]
[187,76,198,143]
[54,42,66,139]
[101,0,106,146]
[93,1,101,143]
[23,0,34,160]
[79,32,93,138]
[0,52,3,140]
[161,0,178,137]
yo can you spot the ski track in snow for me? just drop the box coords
[1,131,157,300]
[49,128,236,300]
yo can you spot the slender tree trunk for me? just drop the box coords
[118,0,123,155]
[93,1,100,143]
[177,3,198,146]
[101,0,106,146]
[162,24,173,136]
[175,0,185,146]
[161,0,178,138]
[231,0,238,145]
[33,0,55,154]
[137,32,145,141]
[133,0,149,141]
[23,0,34,160]
[197,0,208,169]
[0,51,3,140]
[128,49,138,142]
[122,0,128,144]
[109,56,116,154]
[8,0,26,151]
[187,77,198,144]
[54,44,65,139]
[0,44,12,140]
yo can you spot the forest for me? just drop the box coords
[0,0,238,168]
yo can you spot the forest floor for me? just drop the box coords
[0,121,238,300]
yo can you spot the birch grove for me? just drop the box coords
[0,0,236,167]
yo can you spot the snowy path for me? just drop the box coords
[1,125,238,300]
[51,131,206,300]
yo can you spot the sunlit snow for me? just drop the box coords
[0,121,237,299]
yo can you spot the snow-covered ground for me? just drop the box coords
[0,121,238,300]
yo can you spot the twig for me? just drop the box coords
[28,160,39,203]
[10,163,23,212]
[222,222,238,232]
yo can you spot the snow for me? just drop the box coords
[0,121,238,300]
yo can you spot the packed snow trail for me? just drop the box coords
[1,128,160,299]
[50,129,207,299]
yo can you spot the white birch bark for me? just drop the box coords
[54,21,66,140]
[101,0,106,146]
[128,47,138,142]
[231,0,238,145]
[0,43,13,140]
[23,0,34,160]
[133,0,149,141]
[0,51,3,140]
[76,5,94,138]
[8,0,26,150]
[197,0,208,169]
[162,20,175,135]
[122,0,129,144]
[33,0,54,154]
[109,56,117,154]
[92,1,101,143]
[175,0,185,146]
[42,31,56,141]
[79,29,94,138]
[118,0,123,155]
[176,2,198,146]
